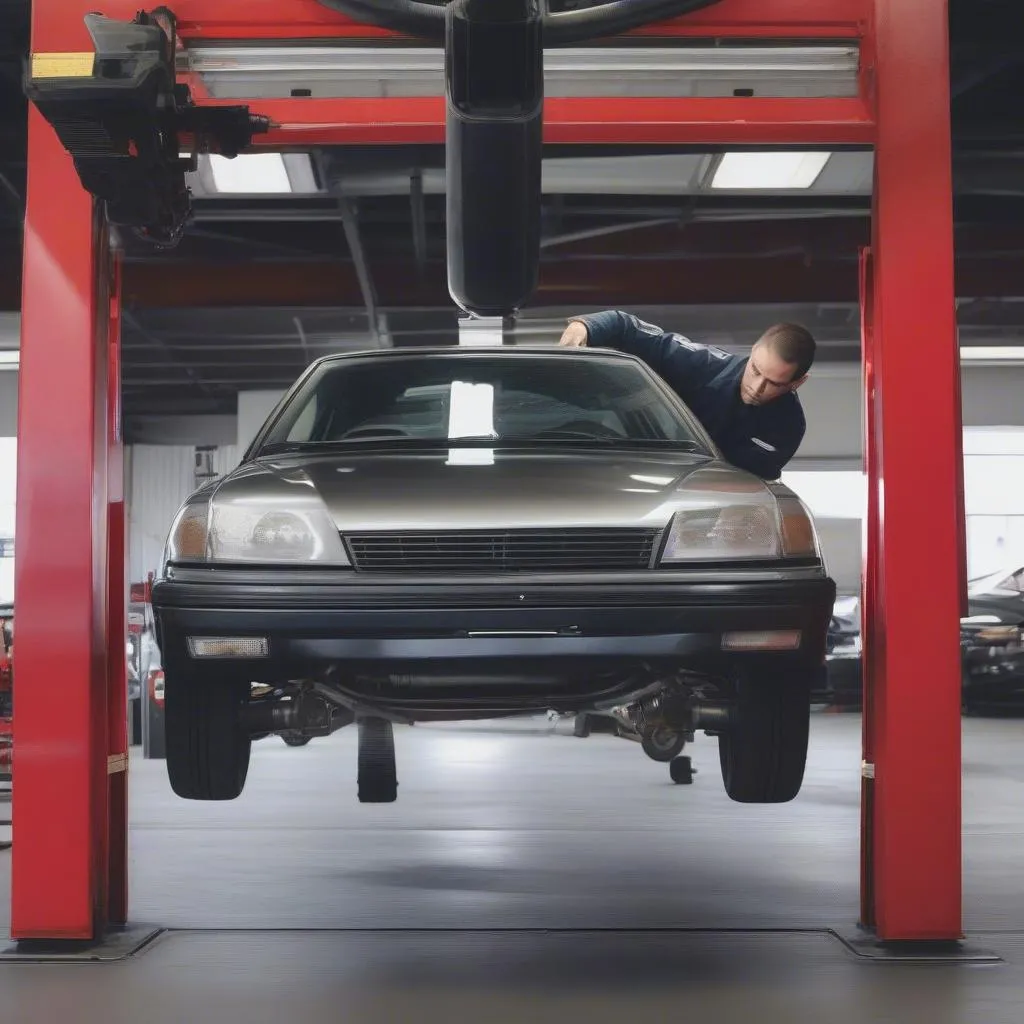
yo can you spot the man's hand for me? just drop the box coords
[558,321,589,347]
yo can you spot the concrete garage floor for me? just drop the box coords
[1,713,1023,1022]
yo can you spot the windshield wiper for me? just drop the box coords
[527,430,618,444]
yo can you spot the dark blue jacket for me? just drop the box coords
[573,310,806,480]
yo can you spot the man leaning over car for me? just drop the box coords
[559,310,816,481]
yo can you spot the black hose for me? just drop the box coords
[316,0,725,45]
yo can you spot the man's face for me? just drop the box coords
[739,341,805,406]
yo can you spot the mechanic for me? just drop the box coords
[558,309,816,480]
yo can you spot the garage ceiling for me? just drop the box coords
[2,0,1024,438]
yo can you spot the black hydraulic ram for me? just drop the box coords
[444,0,543,318]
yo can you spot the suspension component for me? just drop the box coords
[244,692,353,738]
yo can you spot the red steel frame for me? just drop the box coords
[14,0,964,943]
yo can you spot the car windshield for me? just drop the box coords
[256,352,710,453]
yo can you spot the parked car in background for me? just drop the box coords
[961,565,1024,711]
[152,346,835,805]
[820,565,1024,711]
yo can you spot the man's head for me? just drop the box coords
[739,323,816,406]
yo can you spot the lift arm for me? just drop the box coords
[23,8,268,246]
[23,1,727,313]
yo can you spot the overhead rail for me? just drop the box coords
[183,44,861,100]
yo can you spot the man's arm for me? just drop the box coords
[560,310,728,393]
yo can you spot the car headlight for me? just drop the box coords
[163,495,350,566]
[658,478,820,564]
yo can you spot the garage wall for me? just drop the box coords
[127,443,240,583]
[129,414,237,446]
[237,390,285,450]
[813,518,863,594]
[0,372,17,437]
[792,364,1024,466]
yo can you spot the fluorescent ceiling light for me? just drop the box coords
[0,350,19,370]
[960,346,1024,362]
[711,152,831,190]
[209,153,292,194]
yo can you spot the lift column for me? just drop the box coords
[10,105,125,939]
[864,0,964,941]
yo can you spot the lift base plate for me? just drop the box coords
[832,926,1004,964]
[0,923,164,962]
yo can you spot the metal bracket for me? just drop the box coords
[458,316,508,346]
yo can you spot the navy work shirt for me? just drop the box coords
[572,310,806,480]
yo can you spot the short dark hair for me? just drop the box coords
[759,323,816,380]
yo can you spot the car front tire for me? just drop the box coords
[164,662,251,800]
[718,669,811,804]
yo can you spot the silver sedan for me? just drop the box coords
[152,346,835,805]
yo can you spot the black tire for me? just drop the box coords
[718,670,811,804]
[164,665,251,800]
[281,731,312,747]
[641,726,686,763]
[357,717,398,803]
[573,714,592,738]
[669,756,694,785]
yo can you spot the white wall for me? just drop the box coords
[127,443,240,583]
[0,437,14,603]
[237,390,284,451]
[791,366,864,462]
[0,372,17,437]
[792,363,1024,466]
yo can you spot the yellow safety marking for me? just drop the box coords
[30,52,95,79]
[107,753,129,775]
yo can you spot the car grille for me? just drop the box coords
[345,528,662,573]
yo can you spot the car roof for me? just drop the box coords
[308,345,642,367]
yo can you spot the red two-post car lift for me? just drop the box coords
[10,0,966,950]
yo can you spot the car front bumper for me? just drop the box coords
[152,568,837,676]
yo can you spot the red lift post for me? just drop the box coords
[13,0,964,943]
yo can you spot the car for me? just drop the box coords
[818,594,862,707]
[960,566,1024,711]
[150,346,836,804]
[819,565,1024,711]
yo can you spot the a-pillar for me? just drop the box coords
[863,0,963,941]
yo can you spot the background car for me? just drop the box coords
[820,565,1024,711]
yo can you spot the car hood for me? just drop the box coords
[217,448,769,532]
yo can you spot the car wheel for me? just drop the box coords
[641,726,686,762]
[573,714,592,738]
[164,665,251,800]
[718,670,811,804]
[281,731,312,747]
